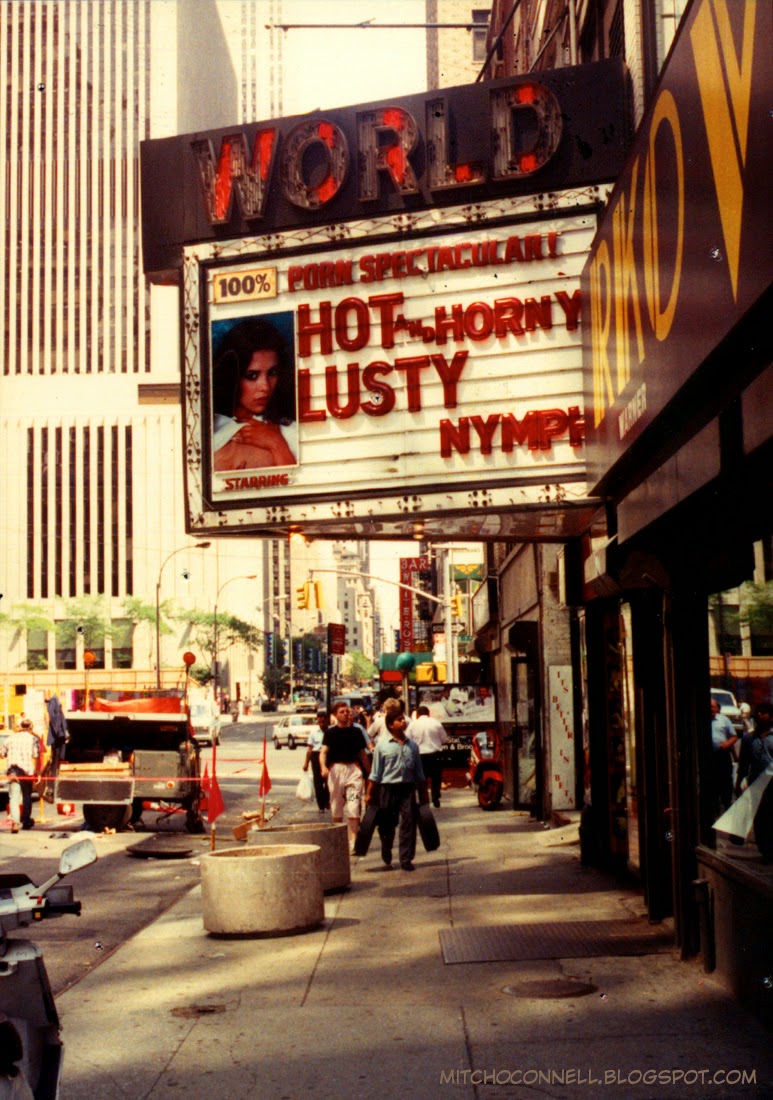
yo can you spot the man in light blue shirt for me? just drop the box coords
[366,710,427,871]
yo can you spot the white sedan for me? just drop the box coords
[272,714,318,750]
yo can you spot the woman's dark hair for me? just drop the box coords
[212,318,295,424]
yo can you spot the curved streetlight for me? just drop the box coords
[213,575,257,700]
[155,542,211,688]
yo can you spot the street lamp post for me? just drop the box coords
[213,575,257,702]
[155,542,211,689]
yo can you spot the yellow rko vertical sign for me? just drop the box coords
[582,0,767,484]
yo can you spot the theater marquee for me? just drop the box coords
[183,196,600,538]
[141,64,631,539]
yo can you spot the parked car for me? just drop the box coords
[711,688,744,734]
[294,695,318,713]
[189,701,221,746]
[272,714,318,750]
[261,698,279,713]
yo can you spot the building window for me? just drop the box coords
[55,622,76,670]
[472,9,490,62]
[27,629,49,671]
[112,618,134,669]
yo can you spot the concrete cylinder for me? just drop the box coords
[248,822,351,893]
[200,844,324,936]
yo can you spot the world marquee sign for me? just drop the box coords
[140,63,630,539]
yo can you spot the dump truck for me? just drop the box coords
[55,693,204,833]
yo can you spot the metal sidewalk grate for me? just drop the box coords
[439,919,673,964]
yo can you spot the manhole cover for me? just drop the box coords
[127,838,194,859]
[502,979,597,999]
[171,1004,227,1018]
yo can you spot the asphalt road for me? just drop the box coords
[0,713,314,996]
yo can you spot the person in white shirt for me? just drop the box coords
[409,705,448,808]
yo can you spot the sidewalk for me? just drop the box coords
[58,791,772,1100]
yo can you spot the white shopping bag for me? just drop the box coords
[295,772,314,802]
[712,765,773,838]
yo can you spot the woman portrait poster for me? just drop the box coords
[211,312,298,473]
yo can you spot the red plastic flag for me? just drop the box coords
[259,737,272,797]
[207,773,225,823]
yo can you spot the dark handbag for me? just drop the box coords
[6,765,26,778]
[415,802,440,852]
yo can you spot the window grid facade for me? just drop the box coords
[0,0,151,379]
[24,422,133,601]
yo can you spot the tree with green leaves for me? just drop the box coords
[739,581,773,647]
[177,609,263,679]
[1,603,55,670]
[342,649,377,686]
[122,596,174,669]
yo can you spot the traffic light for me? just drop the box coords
[312,580,323,609]
[296,582,310,609]
[450,594,463,617]
[265,631,274,666]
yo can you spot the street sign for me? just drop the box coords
[328,623,346,656]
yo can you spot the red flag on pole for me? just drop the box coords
[259,736,272,797]
[207,773,225,823]
[206,743,225,823]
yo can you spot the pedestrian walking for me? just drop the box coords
[303,709,331,812]
[2,718,41,833]
[320,702,371,853]
[710,696,737,817]
[409,704,448,807]
[366,709,427,872]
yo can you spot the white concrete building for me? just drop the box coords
[0,0,280,696]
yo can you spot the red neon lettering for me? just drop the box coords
[297,369,326,423]
[334,298,370,352]
[361,363,396,416]
[394,356,431,411]
[297,302,333,357]
[191,130,277,224]
[554,289,582,330]
[368,292,405,349]
[501,411,539,450]
[433,304,465,344]
[440,418,471,457]
[536,409,568,449]
[325,364,360,419]
[470,415,501,455]
[430,351,468,408]
[464,302,494,340]
[524,296,553,331]
[493,298,525,336]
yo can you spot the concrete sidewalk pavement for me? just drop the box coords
[58,792,772,1100]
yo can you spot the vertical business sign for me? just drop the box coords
[328,622,346,656]
[582,0,772,490]
[399,555,430,654]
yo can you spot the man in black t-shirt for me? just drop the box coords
[320,702,370,852]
